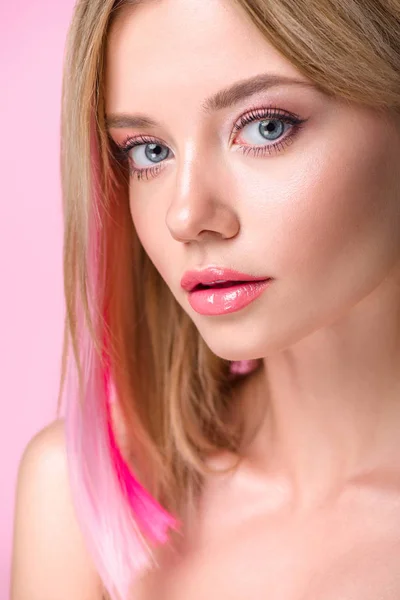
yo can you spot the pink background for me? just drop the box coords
[1,1,75,596]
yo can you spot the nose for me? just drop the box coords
[165,143,240,243]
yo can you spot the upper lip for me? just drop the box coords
[180,266,270,292]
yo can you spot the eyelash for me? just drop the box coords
[112,105,307,181]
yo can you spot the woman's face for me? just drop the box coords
[105,0,400,361]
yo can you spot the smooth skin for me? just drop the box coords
[12,0,400,597]
[10,419,104,600]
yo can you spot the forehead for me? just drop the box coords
[104,0,306,114]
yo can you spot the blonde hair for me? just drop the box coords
[57,0,400,598]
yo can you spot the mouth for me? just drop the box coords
[181,266,272,293]
[187,278,273,315]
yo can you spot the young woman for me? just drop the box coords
[11,0,400,598]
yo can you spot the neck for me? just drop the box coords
[238,270,400,510]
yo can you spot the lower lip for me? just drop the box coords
[187,279,272,316]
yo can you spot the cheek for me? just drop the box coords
[242,112,400,297]
[295,136,399,296]
[129,198,172,279]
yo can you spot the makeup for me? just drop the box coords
[187,279,272,315]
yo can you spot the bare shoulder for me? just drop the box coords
[11,418,104,600]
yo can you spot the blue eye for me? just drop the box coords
[132,142,170,166]
[239,118,287,145]
[111,134,171,180]
[229,106,307,158]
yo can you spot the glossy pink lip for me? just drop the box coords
[180,266,271,292]
[181,266,273,316]
[187,279,272,315]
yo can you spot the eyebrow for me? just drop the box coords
[105,73,319,130]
